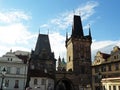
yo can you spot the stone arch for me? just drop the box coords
[55,77,75,90]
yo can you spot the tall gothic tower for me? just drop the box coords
[65,15,92,88]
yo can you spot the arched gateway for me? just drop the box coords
[55,78,75,90]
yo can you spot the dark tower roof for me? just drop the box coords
[34,34,51,55]
[72,15,84,37]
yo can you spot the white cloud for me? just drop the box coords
[0,9,35,56]
[40,1,98,31]
[91,40,120,61]
[40,24,49,28]
[0,25,36,56]
[0,23,29,44]
[49,32,66,59]
[0,9,31,23]
[79,1,98,20]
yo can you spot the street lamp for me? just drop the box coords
[98,72,102,90]
[0,68,6,90]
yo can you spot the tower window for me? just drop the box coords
[69,56,71,62]
[81,66,85,74]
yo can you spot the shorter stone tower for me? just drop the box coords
[26,34,56,88]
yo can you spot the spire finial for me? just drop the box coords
[89,24,91,36]
[39,28,40,34]
[78,9,81,16]
[48,29,49,35]
[66,29,68,40]
[73,9,75,15]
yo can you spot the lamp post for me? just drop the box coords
[0,68,6,90]
[98,72,102,90]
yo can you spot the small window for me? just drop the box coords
[101,66,106,72]
[113,86,116,90]
[41,79,46,85]
[7,67,11,74]
[34,79,38,85]
[115,63,119,70]
[5,80,9,87]
[103,86,105,90]
[16,68,20,74]
[108,65,111,71]
[69,56,71,62]
[95,67,99,73]
[118,86,120,90]
[109,86,111,90]
[14,80,19,88]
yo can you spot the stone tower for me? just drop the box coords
[65,15,92,89]
[26,34,56,88]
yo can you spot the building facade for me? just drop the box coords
[0,50,29,90]
[92,46,120,90]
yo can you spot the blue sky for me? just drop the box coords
[0,0,120,60]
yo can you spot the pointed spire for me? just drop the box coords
[48,29,49,35]
[72,15,84,38]
[89,24,91,37]
[57,56,62,71]
[73,9,75,15]
[39,28,40,34]
[66,29,68,40]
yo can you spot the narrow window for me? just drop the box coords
[118,86,120,90]
[108,65,111,71]
[5,80,9,87]
[34,79,38,85]
[69,56,71,62]
[115,63,119,70]
[113,86,116,90]
[41,79,46,85]
[109,86,111,90]
[7,67,11,74]
[14,80,19,88]
[16,68,20,74]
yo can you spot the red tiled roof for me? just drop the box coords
[100,52,110,59]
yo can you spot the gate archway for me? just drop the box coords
[55,78,75,90]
